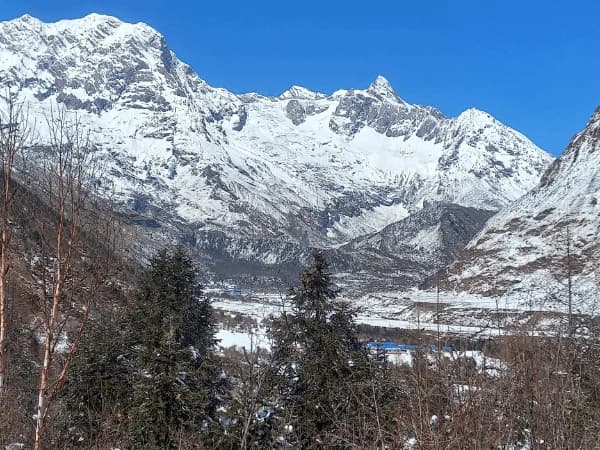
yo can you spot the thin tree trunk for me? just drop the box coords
[0,187,8,394]
[0,98,32,399]
[34,324,52,450]
[566,228,573,337]
[30,108,112,449]
[33,205,65,450]
[0,112,15,396]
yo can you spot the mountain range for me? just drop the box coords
[444,107,600,313]
[0,13,554,289]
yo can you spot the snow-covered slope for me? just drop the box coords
[445,107,600,308]
[0,14,552,282]
[324,202,495,292]
[343,201,495,264]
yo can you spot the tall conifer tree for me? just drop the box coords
[65,247,225,448]
[269,251,370,448]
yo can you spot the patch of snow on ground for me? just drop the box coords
[216,328,270,351]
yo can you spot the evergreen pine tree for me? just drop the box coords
[268,251,371,448]
[127,246,225,449]
[63,311,133,444]
[64,246,225,449]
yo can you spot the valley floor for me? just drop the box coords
[210,286,589,340]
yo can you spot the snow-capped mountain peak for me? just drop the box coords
[0,13,553,280]
[455,107,496,126]
[279,85,326,100]
[366,75,402,101]
[445,106,600,307]
[16,13,38,23]
[561,106,600,160]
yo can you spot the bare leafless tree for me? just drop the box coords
[25,107,116,450]
[547,222,581,337]
[0,93,33,397]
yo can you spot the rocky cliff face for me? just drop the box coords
[0,14,553,288]
[323,202,495,292]
[445,108,600,310]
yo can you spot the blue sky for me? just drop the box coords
[1,0,599,155]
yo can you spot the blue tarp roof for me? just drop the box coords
[366,341,453,352]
